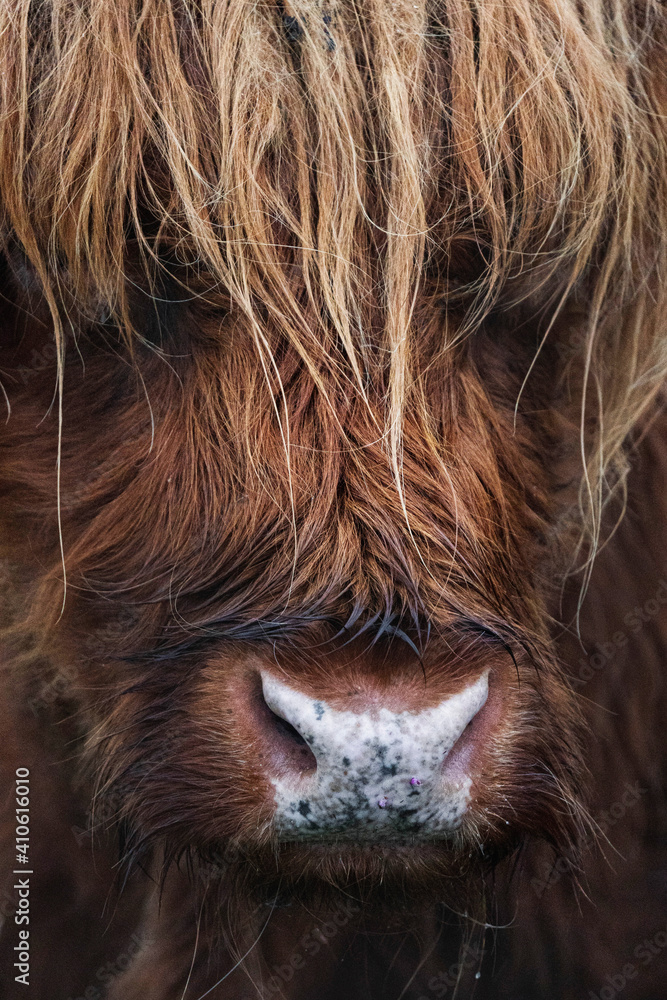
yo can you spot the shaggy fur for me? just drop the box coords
[0,1,665,997]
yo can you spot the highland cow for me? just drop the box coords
[0,1,666,998]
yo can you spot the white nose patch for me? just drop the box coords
[261,672,488,840]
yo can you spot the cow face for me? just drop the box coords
[2,0,665,910]
[0,304,586,903]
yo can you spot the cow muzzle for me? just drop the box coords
[259,670,490,840]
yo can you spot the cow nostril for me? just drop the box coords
[258,689,317,778]
[269,709,309,749]
[441,672,495,782]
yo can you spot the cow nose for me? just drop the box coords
[260,671,489,840]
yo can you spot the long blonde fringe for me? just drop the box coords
[1,0,666,560]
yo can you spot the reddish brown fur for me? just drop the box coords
[0,1,665,997]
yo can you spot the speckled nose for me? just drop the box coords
[261,671,489,840]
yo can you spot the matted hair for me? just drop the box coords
[1,0,666,565]
[1,8,666,991]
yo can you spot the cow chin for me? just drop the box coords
[195,839,499,913]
